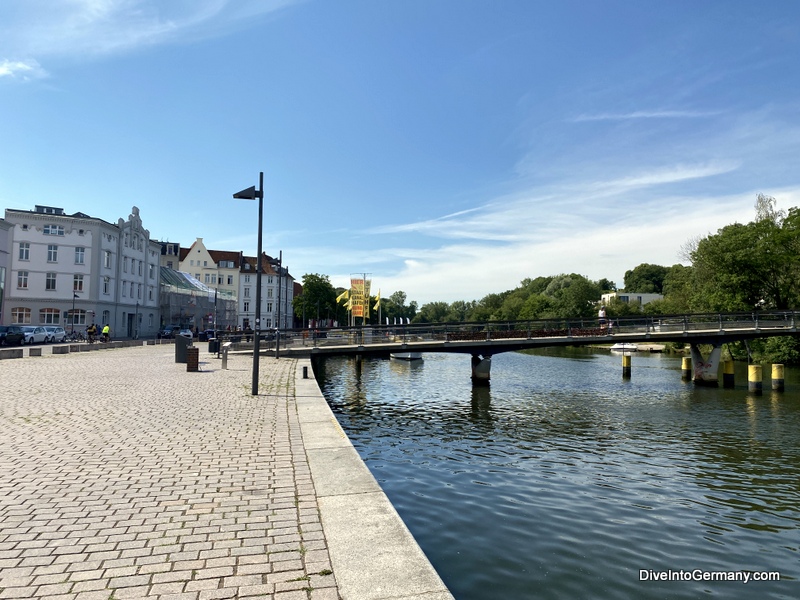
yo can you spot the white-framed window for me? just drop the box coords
[244,275,250,283]
[45,272,57,290]
[243,301,250,312]
[103,277,110,295]
[244,287,250,298]
[227,275,233,285]
[75,247,85,264]
[148,287,154,301]
[130,282,134,297]
[17,271,28,289]
[268,276,273,284]
[138,261,142,276]
[137,284,141,299]
[123,257,128,272]
[18,242,29,261]
[104,251,112,268]
[39,308,60,324]
[47,245,58,262]
[12,307,31,324]
[43,224,64,236]
[73,274,84,292]
[205,274,211,284]
[266,302,273,313]
[149,263,155,278]
[102,310,110,324]
[267,288,273,298]
[68,309,87,327]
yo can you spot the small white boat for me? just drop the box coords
[610,343,638,352]
[390,352,423,361]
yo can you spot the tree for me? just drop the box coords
[292,274,337,326]
[415,302,450,323]
[386,290,418,323]
[623,263,669,294]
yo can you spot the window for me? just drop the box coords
[190,260,194,266]
[73,274,84,292]
[46,272,57,290]
[205,274,211,284]
[18,243,30,261]
[102,310,110,324]
[268,276,273,284]
[195,273,200,279]
[104,251,112,268]
[47,245,58,262]
[43,224,64,236]
[130,282,134,297]
[148,314,153,327]
[244,287,250,298]
[75,247,85,264]
[149,264,154,278]
[68,309,87,327]
[103,277,110,295]
[40,308,60,324]
[12,307,31,324]
[148,288,154,301]
[266,302,273,313]
[227,276,233,285]
[203,261,207,267]
[211,275,217,284]
[123,257,128,272]
[243,301,250,312]
[267,288,273,298]
[137,284,141,299]
[167,260,173,268]
[17,271,28,289]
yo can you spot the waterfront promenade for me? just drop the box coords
[0,345,453,600]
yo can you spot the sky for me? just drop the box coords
[2,1,800,305]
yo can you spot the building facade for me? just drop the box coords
[0,219,11,323]
[3,205,162,338]
[238,254,294,330]
[601,292,664,307]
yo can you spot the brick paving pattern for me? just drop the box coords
[0,346,340,600]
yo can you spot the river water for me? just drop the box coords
[315,349,799,600]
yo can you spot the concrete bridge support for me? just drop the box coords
[689,343,723,386]
[471,354,491,386]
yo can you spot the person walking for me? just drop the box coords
[102,324,111,342]
[598,305,607,331]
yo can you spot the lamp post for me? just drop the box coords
[71,293,78,334]
[233,172,264,395]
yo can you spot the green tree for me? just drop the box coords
[623,263,669,294]
[293,274,337,326]
[415,301,450,323]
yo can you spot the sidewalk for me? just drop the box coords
[0,345,453,600]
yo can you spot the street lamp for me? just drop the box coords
[233,172,264,395]
[71,293,78,334]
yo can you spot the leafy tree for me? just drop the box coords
[415,301,450,323]
[293,274,337,326]
[386,290,417,322]
[544,274,601,318]
[446,300,476,322]
[470,292,508,321]
[623,263,669,294]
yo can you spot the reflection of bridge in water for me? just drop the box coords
[252,311,799,386]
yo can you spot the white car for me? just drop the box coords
[44,326,67,343]
[178,329,194,338]
[21,326,48,344]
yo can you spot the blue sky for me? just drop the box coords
[2,1,799,304]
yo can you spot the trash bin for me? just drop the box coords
[175,334,191,363]
[208,338,219,354]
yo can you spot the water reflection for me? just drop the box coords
[317,350,800,599]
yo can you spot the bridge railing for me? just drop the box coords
[221,311,798,350]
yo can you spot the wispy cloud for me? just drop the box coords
[0,58,47,80]
[572,109,722,122]
[0,0,298,75]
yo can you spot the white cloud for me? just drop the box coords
[572,109,722,122]
[0,58,47,80]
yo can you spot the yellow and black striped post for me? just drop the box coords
[722,360,735,389]
[622,354,631,378]
[681,356,692,381]
[748,364,762,395]
[772,364,785,392]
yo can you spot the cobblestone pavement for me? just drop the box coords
[0,346,340,600]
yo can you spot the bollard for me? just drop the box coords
[186,346,199,372]
[622,354,631,378]
[681,356,692,381]
[722,360,735,389]
[221,342,231,370]
[772,364,784,392]
[748,364,762,395]
[303,365,309,379]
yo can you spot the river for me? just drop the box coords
[315,348,799,599]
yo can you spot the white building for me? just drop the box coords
[3,205,162,338]
[601,292,663,307]
[238,254,294,330]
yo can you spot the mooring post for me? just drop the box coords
[772,364,784,392]
[471,354,491,385]
[681,356,692,381]
[748,364,763,395]
[722,360,735,388]
[622,354,631,378]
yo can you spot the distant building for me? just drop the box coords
[0,219,12,322]
[3,205,161,337]
[239,254,295,330]
[601,292,663,307]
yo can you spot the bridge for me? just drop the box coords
[222,311,799,386]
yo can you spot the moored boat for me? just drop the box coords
[390,352,423,361]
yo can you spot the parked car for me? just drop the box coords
[159,325,181,339]
[0,325,26,346]
[21,326,48,344]
[44,326,67,343]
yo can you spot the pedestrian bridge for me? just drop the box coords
[226,311,799,385]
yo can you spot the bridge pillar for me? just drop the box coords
[471,354,491,386]
[689,343,722,386]
[748,364,762,395]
